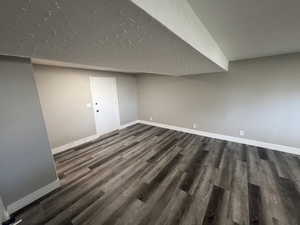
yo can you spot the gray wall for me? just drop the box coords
[33,65,138,148]
[116,75,139,125]
[0,56,57,206]
[138,53,300,149]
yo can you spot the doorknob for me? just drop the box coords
[96,110,99,112]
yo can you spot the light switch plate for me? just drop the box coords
[240,130,245,136]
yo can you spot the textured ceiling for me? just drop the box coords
[0,0,222,76]
[188,0,300,60]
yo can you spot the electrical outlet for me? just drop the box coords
[239,130,245,136]
[193,123,197,129]
[149,117,153,121]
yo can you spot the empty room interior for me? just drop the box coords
[1,0,300,225]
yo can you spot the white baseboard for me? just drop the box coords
[7,179,60,215]
[138,120,300,156]
[52,120,139,155]
[52,134,101,155]
[52,119,299,156]
[120,120,139,129]
[1,197,9,223]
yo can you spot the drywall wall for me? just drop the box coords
[138,53,300,149]
[116,75,139,125]
[33,65,138,148]
[0,56,57,207]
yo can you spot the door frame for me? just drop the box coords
[89,76,121,135]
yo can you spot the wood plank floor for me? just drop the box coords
[15,124,300,225]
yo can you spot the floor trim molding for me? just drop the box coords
[52,121,139,155]
[1,197,9,223]
[138,120,300,156]
[120,120,139,129]
[52,134,101,155]
[7,179,60,215]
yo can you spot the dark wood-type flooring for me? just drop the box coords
[15,124,300,225]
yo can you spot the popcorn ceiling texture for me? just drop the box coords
[0,0,220,75]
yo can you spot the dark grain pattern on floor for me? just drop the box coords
[14,124,300,225]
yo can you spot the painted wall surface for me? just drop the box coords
[116,75,139,125]
[33,65,138,148]
[137,53,300,149]
[0,56,57,206]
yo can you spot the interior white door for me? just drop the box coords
[90,77,120,135]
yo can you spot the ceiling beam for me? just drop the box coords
[131,0,229,71]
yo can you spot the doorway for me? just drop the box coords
[90,77,120,135]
